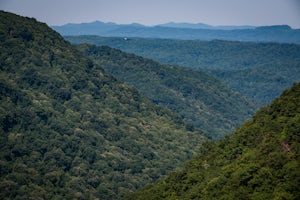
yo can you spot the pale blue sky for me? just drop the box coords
[1,0,300,28]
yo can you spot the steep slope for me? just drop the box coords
[129,83,300,199]
[0,11,205,199]
[66,36,300,105]
[76,44,255,139]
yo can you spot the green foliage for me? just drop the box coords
[0,11,206,199]
[76,44,255,139]
[66,36,300,105]
[129,83,300,199]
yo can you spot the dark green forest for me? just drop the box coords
[76,44,255,138]
[1,10,300,200]
[128,83,300,200]
[0,11,206,199]
[66,36,300,105]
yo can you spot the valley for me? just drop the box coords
[66,36,300,105]
[129,82,300,199]
[0,10,299,200]
[75,44,255,139]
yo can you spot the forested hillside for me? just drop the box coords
[66,36,300,105]
[128,82,300,200]
[0,11,206,199]
[76,44,255,138]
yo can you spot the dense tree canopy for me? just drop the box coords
[0,11,206,199]
[2,10,299,200]
[66,36,300,105]
[128,83,300,199]
[76,44,255,139]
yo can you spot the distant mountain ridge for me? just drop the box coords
[52,21,300,43]
[158,22,256,30]
[54,21,145,35]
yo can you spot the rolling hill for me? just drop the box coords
[76,44,255,139]
[66,36,300,105]
[0,11,206,199]
[128,82,300,200]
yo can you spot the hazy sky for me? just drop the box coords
[1,0,300,28]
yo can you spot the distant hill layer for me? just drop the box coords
[66,36,300,105]
[76,44,255,139]
[158,22,256,30]
[128,82,300,200]
[0,11,205,199]
[52,21,300,43]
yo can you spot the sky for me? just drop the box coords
[1,0,300,28]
